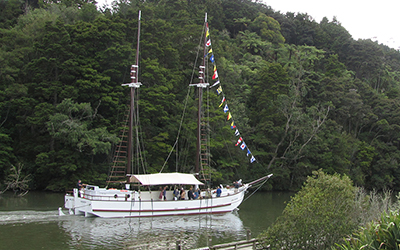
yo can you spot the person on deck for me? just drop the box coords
[205,188,212,199]
[158,187,163,200]
[194,188,200,199]
[180,188,186,200]
[76,180,86,197]
[163,186,167,201]
[173,187,180,200]
[216,186,222,197]
[188,186,194,200]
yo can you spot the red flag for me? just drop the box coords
[235,137,243,146]
[212,70,218,80]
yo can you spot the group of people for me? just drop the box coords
[159,186,203,201]
[76,179,242,200]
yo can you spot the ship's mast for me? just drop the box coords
[190,13,209,174]
[122,10,142,182]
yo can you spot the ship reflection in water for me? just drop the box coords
[60,212,246,249]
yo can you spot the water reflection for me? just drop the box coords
[0,209,245,249]
[0,191,292,249]
[60,212,245,249]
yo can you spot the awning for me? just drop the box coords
[129,172,204,186]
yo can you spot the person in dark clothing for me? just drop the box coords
[216,187,222,197]
[163,186,167,201]
[188,186,194,200]
[173,187,180,200]
[77,180,86,197]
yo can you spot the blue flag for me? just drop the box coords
[224,104,229,113]
[210,55,215,63]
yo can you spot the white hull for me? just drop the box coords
[65,185,248,218]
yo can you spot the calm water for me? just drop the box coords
[0,191,292,250]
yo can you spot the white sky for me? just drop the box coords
[264,0,400,50]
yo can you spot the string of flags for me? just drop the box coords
[204,23,256,164]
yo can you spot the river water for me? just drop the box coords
[0,191,292,250]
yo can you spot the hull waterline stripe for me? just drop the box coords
[95,210,232,218]
[92,202,232,213]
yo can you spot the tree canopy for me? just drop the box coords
[2,0,400,191]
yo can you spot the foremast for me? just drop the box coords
[122,10,142,183]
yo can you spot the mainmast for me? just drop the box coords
[122,10,142,182]
[190,13,209,174]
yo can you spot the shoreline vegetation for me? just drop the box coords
[259,170,400,249]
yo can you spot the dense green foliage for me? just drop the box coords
[260,170,358,249]
[260,170,397,249]
[2,0,400,191]
[335,210,400,250]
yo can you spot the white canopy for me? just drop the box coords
[129,172,204,186]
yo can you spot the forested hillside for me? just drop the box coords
[2,0,400,192]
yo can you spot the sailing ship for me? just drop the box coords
[64,11,272,218]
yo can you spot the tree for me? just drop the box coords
[249,13,285,45]
[261,170,357,249]
[0,0,25,29]
[47,98,119,155]
[36,98,120,191]
[1,163,31,196]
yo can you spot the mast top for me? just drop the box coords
[205,13,207,23]
[122,10,142,89]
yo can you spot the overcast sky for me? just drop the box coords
[264,0,400,50]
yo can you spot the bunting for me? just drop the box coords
[205,22,257,164]
[219,96,226,107]
[216,86,222,95]
[212,67,218,79]
[212,71,218,79]
[210,55,215,63]
[235,137,243,146]
[223,104,229,113]
[210,80,220,88]
[204,48,212,57]
[235,129,240,136]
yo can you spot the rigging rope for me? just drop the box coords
[242,178,269,203]
[159,22,206,173]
